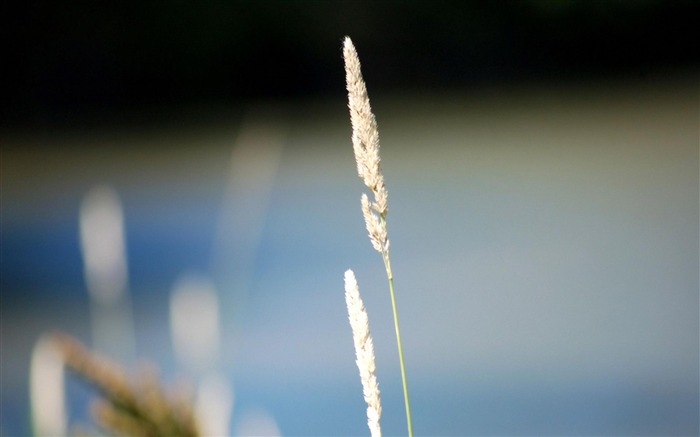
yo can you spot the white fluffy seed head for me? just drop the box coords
[344,269,382,437]
[343,37,382,188]
[344,37,391,259]
[361,194,388,254]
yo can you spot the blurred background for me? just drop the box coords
[3,1,699,435]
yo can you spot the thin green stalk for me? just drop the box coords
[381,217,413,437]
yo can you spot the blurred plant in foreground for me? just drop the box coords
[52,332,199,437]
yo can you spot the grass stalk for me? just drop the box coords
[381,239,413,437]
[343,36,413,437]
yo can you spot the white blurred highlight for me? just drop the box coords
[79,185,135,362]
[170,274,233,435]
[79,185,127,305]
[30,335,66,437]
[170,274,222,373]
[234,408,281,437]
[195,373,234,437]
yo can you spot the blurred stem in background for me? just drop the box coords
[79,185,136,364]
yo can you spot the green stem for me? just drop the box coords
[381,218,413,437]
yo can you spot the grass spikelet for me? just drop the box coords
[344,269,382,437]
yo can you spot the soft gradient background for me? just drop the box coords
[3,2,698,436]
